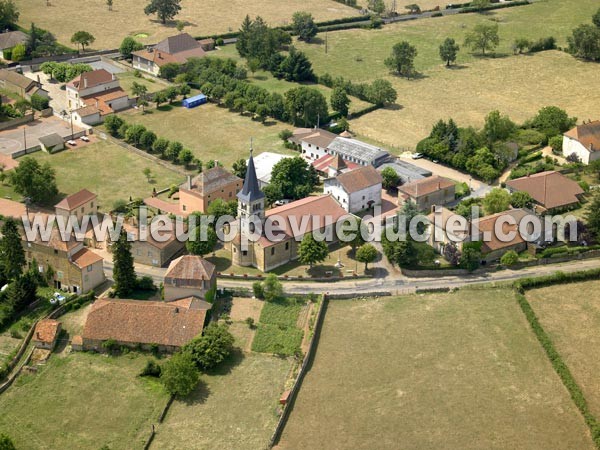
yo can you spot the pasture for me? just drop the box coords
[0,352,169,450]
[277,289,594,449]
[527,280,600,418]
[120,102,295,168]
[17,0,359,50]
[29,139,185,209]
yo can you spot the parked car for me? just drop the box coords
[274,199,292,206]
[80,136,90,142]
[411,153,424,160]
[50,292,66,305]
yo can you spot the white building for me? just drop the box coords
[324,165,382,213]
[250,152,293,189]
[562,120,600,165]
[289,128,337,162]
[327,137,389,167]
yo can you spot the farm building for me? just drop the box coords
[182,94,207,109]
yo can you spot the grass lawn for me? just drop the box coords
[278,289,594,449]
[116,71,171,97]
[216,45,374,115]
[527,280,600,418]
[119,102,294,168]
[252,297,304,356]
[17,0,359,50]
[28,140,185,210]
[0,352,169,450]
[152,351,291,450]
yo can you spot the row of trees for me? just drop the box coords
[40,62,93,83]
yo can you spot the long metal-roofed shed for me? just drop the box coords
[182,94,207,109]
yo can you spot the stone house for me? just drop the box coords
[289,128,338,162]
[0,69,49,99]
[0,31,28,60]
[163,255,216,302]
[398,176,455,211]
[54,189,98,221]
[32,319,62,351]
[179,167,242,214]
[324,165,382,213]
[562,120,600,165]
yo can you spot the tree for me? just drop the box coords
[262,273,283,302]
[383,238,418,267]
[263,156,318,203]
[9,157,58,204]
[586,192,600,241]
[278,47,314,82]
[284,86,328,127]
[460,242,481,272]
[0,0,19,30]
[178,148,194,167]
[443,243,461,266]
[0,434,16,450]
[6,271,37,312]
[381,166,400,191]
[471,0,490,12]
[144,0,182,24]
[367,79,397,106]
[119,37,144,59]
[500,250,519,267]
[183,323,235,370]
[368,0,385,14]
[385,41,417,78]
[483,110,516,143]
[161,351,200,397]
[176,20,185,32]
[464,23,500,55]
[153,91,168,107]
[483,188,511,214]
[330,87,350,117]
[548,135,563,154]
[247,57,260,76]
[112,229,136,297]
[513,37,530,54]
[124,124,147,146]
[206,198,237,223]
[439,37,460,66]
[186,223,217,256]
[139,130,157,150]
[152,137,170,156]
[131,81,148,99]
[511,191,533,209]
[107,0,113,11]
[356,244,378,270]
[142,167,153,182]
[594,7,600,28]
[298,233,328,269]
[531,106,577,139]
[292,11,317,42]
[0,218,25,280]
[232,158,247,179]
[178,83,191,98]
[159,63,180,81]
[568,24,600,61]
[14,98,31,115]
[70,31,95,52]
[11,43,25,61]
[405,4,421,14]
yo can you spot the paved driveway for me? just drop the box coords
[24,70,68,114]
[0,116,83,155]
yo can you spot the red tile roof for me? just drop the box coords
[55,189,97,211]
[398,176,455,199]
[83,298,207,348]
[564,120,600,152]
[67,69,114,91]
[33,319,61,344]
[334,165,382,193]
[506,171,584,210]
[71,248,103,269]
[164,255,215,288]
[312,154,359,173]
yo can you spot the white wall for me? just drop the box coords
[324,181,382,213]
[301,141,328,161]
[563,136,600,165]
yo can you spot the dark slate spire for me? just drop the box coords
[237,140,265,203]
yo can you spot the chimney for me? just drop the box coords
[95,100,99,109]
[83,76,88,89]
[187,175,192,190]
[36,332,41,340]
[174,307,179,314]
[37,74,40,84]
[214,160,219,167]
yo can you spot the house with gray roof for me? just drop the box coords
[327,137,389,168]
[0,31,27,60]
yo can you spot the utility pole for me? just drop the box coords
[23,127,26,150]
[70,112,74,140]
[325,31,328,54]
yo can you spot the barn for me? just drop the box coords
[182,94,207,109]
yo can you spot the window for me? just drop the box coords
[182,205,187,211]
[54,249,58,255]
[242,250,248,256]
[91,202,94,208]
[81,207,84,213]
[229,192,232,197]
[148,251,153,257]
[285,242,289,250]
[87,265,93,272]
[271,248,275,256]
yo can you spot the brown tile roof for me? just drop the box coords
[73,104,100,117]
[164,255,215,288]
[564,120,600,152]
[506,171,584,210]
[71,335,83,346]
[0,31,28,50]
[155,33,201,54]
[82,298,207,348]
[0,69,36,90]
[55,189,97,211]
[143,196,182,215]
[67,69,114,91]
[312,154,359,173]
[120,222,182,250]
[81,88,128,115]
[398,176,455,199]
[334,165,382,193]
[133,34,206,67]
[27,225,81,252]
[329,154,347,170]
[474,209,530,253]
[290,128,337,148]
[71,248,103,269]
[33,319,61,344]
[183,167,241,196]
[260,194,349,247]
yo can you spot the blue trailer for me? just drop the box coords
[182,94,207,109]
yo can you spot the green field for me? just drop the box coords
[152,352,291,449]
[117,71,171,97]
[252,297,304,356]
[278,289,594,449]
[120,102,295,168]
[17,0,359,50]
[29,140,185,210]
[528,280,600,418]
[0,352,169,450]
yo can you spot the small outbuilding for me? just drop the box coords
[32,319,62,351]
[39,133,65,154]
[182,94,207,109]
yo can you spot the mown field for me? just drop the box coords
[0,352,169,450]
[120,102,295,168]
[527,280,600,418]
[278,289,594,449]
[30,140,185,210]
[16,0,359,50]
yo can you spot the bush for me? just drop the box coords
[30,94,49,111]
[139,359,162,377]
[102,339,120,354]
[252,281,264,299]
[500,250,519,266]
[245,317,255,328]
[215,38,224,46]
[136,276,156,291]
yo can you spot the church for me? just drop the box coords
[225,149,349,272]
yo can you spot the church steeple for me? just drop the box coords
[237,140,265,227]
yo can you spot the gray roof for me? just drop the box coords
[155,33,201,54]
[184,166,241,196]
[327,137,389,165]
[0,31,27,50]
[39,133,64,148]
[238,152,264,203]
[0,69,36,90]
[377,160,432,184]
